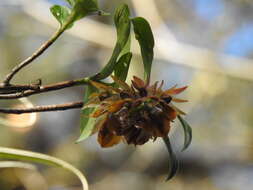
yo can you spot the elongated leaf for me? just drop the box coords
[120,34,131,57]
[132,17,154,82]
[50,5,72,28]
[91,4,131,80]
[163,137,179,181]
[0,147,88,190]
[77,117,96,142]
[114,4,131,49]
[178,115,192,151]
[0,161,37,170]
[78,84,97,142]
[114,52,132,81]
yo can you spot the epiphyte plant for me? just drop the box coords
[0,0,193,185]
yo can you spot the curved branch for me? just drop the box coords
[0,101,84,114]
[3,28,64,85]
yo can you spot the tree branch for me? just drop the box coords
[0,101,84,114]
[0,78,89,99]
[2,28,66,85]
[0,83,40,94]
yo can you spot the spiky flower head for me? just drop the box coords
[83,76,187,148]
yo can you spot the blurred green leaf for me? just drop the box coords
[73,0,99,20]
[78,84,97,142]
[178,115,192,151]
[0,161,37,170]
[91,4,131,80]
[65,0,76,7]
[163,137,179,181]
[50,5,72,28]
[0,147,88,190]
[114,52,132,81]
[132,17,154,82]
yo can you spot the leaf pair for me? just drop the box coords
[90,5,155,83]
[50,0,101,30]
[113,16,155,83]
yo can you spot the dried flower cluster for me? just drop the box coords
[84,76,187,147]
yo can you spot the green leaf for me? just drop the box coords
[51,0,103,31]
[91,4,131,80]
[77,116,96,142]
[119,34,131,57]
[163,137,179,181]
[78,84,97,142]
[114,4,131,49]
[73,0,99,20]
[0,147,89,190]
[114,52,132,81]
[178,115,192,151]
[132,17,154,83]
[50,5,73,28]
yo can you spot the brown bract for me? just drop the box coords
[84,76,187,148]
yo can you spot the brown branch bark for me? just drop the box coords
[0,101,84,114]
[0,84,40,94]
[0,78,89,99]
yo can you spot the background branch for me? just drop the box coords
[0,101,84,114]
[0,78,89,99]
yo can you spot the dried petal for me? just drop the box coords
[172,98,188,103]
[148,81,158,95]
[90,80,121,93]
[92,115,108,135]
[108,100,128,113]
[91,107,107,118]
[170,104,186,115]
[164,106,177,120]
[164,86,188,95]
[111,75,132,91]
[98,120,122,148]
[132,76,146,90]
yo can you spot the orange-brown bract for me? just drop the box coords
[83,76,187,148]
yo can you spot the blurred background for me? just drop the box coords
[0,0,253,189]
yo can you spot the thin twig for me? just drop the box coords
[0,101,84,114]
[0,84,40,94]
[3,28,65,85]
[0,78,89,99]
[2,9,77,85]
